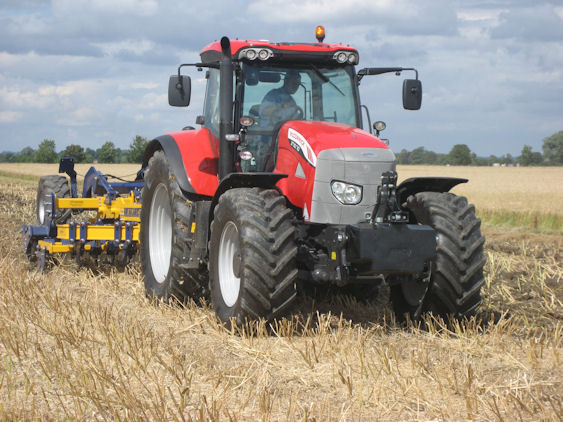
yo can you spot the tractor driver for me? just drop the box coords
[246,70,301,172]
[259,70,302,128]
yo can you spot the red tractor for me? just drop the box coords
[139,28,485,325]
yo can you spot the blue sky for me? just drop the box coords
[1,0,562,156]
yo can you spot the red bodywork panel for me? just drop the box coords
[167,128,219,197]
[200,40,358,58]
[167,122,388,210]
[274,121,390,217]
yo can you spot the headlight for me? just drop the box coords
[239,150,253,161]
[258,49,270,60]
[333,50,359,65]
[331,180,363,205]
[374,121,386,132]
[239,48,272,61]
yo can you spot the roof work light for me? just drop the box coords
[315,26,325,42]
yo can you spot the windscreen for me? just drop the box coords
[241,64,359,130]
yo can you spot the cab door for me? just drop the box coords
[203,68,221,157]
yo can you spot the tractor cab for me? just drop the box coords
[238,63,360,171]
[169,30,421,179]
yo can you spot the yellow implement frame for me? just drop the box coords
[55,191,141,222]
[37,191,141,254]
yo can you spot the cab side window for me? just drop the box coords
[204,69,220,136]
[320,70,356,125]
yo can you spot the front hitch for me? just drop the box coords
[372,171,409,224]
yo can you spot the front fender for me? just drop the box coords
[397,177,467,205]
[209,172,288,223]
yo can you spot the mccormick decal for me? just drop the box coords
[288,128,317,168]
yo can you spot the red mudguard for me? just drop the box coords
[166,128,219,197]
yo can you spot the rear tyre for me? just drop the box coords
[390,192,486,321]
[36,175,71,224]
[140,151,206,303]
[209,188,298,326]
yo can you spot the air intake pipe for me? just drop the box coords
[219,36,234,180]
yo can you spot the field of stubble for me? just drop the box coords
[0,163,561,420]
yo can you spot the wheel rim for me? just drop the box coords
[218,220,241,307]
[149,183,172,283]
[38,197,46,224]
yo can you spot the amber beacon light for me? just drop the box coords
[315,26,325,42]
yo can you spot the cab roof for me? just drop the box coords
[199,39,359,65]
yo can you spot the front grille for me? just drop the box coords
[309,148,396,225]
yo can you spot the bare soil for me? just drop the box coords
[0,172,561,420]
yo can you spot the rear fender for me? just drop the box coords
[396,177,467,205]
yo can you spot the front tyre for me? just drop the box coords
[209,188,298,326]
[391,192,486,321]
[140,150,206,303]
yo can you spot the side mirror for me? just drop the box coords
[402,79,422,110]
[168,75,191,107]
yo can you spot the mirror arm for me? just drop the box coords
[357,67,418,82]
[360,105,373,134]
[177,62,219,76]
[401,67,418,80]
[174,62,220,91]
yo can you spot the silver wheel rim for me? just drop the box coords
[218,221,240,307]
[38,198,46,224]
[38,193,52,224]
[149,183,172,283]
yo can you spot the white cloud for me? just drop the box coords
[56,107,104,126]
[130,82,159,90]
[457,9,506,23]
[93,39,155,57]
[0,111,22,123]
[249,0,397,22]
[53,0,158,17]
[138,93,167,110]
[5,12,50,35]
[0,86,54,110]
[491,4,563,42]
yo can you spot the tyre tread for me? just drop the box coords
[209,188,298,325]
[392,191,486,320]
[141,150,207,304]
[37,175,72,224]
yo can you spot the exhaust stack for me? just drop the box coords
[218,36,234,180]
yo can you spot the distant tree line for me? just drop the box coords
[0,135,149,164]
[1,131,562,166]
[398,130,562,166]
